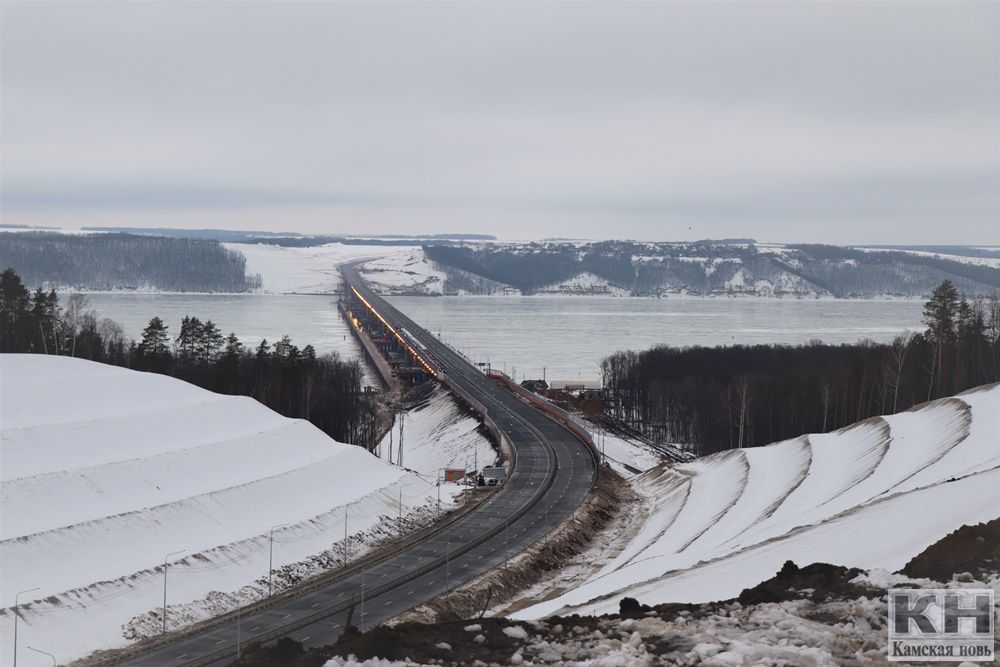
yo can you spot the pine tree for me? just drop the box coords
[138,316,170,365]
[176,316,204,362]
[923,280,959,397]
[200,320,224,361]
[0,267,30,352]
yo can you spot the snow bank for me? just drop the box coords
[514,384,1000,618]
[0,355,442,665]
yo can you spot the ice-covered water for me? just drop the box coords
[387,295,926,382]
[84,293,362,357]
[83,293,924,383]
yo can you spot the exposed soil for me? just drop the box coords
[899,517,1000,581]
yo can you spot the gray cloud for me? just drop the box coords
[2,1,998,243]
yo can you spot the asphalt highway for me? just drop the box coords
[122,269,597,666]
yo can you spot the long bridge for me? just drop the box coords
[118,268,598,666]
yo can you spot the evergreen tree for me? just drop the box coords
[923,280,960,396]
[138,317,170,370]
[176,316,204,361]
[200,320,224,361]
[0,267,30,351]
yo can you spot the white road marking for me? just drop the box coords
[311,602,320,608]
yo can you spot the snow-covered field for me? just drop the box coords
[0,355,452,665]
[227,242,409,294]
[513,384,1000,619]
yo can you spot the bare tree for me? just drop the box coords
[884,333,914,413]
[735,374,751,449]
[63,293,90,357]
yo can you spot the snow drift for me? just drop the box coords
[514,383,1000,619]
[0,355,445,665]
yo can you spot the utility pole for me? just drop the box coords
[504,516,509,566]
[398,411,405,468]
[162,549,185,634]
[543,366,546,383]
[344,507,349,565]
[361,569,366,632]
[269,523,290,597]
[436,470,441,520]
[13,587,40,667]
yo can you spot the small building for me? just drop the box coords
[549,379,602,394]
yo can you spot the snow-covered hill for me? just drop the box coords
[0,355,449,665]
[513,383,1000,619]
[225,242,408,294]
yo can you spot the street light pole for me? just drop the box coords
[162,549,186,634]
[27,647,55,667]
[360,568,366,632]
[505,516,509,566]
[269,523,290,597]
[13,587,40,667]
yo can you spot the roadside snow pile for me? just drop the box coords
[0,355,442,665]
[376,385,496,477]
[514,384,1000,619]
[227,242,403,293]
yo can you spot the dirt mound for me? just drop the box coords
[899,518,1000,581]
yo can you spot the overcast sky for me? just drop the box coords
[2,1,998,244]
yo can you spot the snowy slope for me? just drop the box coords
[0,355,444,665]
[514,384,1000,619]
[376,386,497,476]
[358,250,450,295]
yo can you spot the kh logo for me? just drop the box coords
[888,588,995,662]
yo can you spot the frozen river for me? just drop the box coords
[84,293,925,384]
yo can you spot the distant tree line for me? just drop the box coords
[0,268,379,446]
[0,232,262,292]
[423,241,1000,297]
[601,280,1000,455]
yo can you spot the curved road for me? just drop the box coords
[122,269,597,666]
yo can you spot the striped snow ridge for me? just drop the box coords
[600,466,691,574]
[0,355,459,664]
[693,436,811,555]
[2,420,335,538]
[512,383,1000,620]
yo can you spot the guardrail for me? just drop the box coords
[486,371,601,487]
